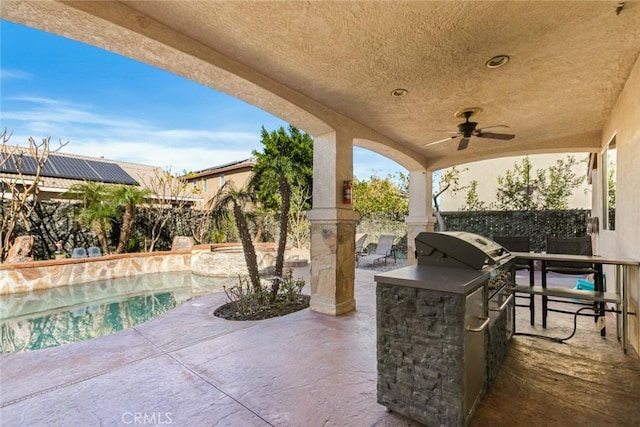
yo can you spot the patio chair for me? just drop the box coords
[355,233,368,259]
[544,236,596,275]
[357,234,396,267]
[71,247,88,258]
[87,246,102,257]
[493,235,536,325]
[542,235,601,328]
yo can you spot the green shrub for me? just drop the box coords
[214,270,308,321]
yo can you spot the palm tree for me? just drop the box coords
[251,126,313,298]
[208,183,261,291]
[65,181,116,255]
[111,185,151,254]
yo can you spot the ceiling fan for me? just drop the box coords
[423,109,515,151]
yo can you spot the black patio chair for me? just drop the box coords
[542,236,601,329]
[493,235,535,325]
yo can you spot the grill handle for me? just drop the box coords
[467,317,489,333]
[489,294,514,313]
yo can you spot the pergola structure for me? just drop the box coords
[2,1,639,354]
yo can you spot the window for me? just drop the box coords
[602,137,616,230]
[219,174,225,187]
[202,178,207,192]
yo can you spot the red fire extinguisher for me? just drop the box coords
[343,180,352,204]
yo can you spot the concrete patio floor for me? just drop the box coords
[1,267,639,426]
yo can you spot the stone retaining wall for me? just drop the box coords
[0,242,285,295]
[0,251,191,295]
[192,243,276,277]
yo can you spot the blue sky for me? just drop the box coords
[0,20,404,178]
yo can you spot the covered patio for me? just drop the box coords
[2,2,640,424]
[4,1,638,353]
[1,267,639,426]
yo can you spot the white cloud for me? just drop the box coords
[153,129,258,144]
[2,96,262,172]
[2,96,148,129]
[0,69,32,80]
[63,140,252,173]
[2,95,406,177]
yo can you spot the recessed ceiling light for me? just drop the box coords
[391,88,408,97]
[486,55,510,69]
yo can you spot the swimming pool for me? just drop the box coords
[0,271,230,353]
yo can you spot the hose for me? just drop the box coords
[514,307,597,343]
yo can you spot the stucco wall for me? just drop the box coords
[596,54,640,355]
[187,166,253,208]
[438,153,592,211]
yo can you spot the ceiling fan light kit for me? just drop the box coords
[390,88,408,97]
[486,55,510,69]
[454,107,482,119]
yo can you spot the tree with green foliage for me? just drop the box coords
[538,155,584,209]
[608,162,616,209]
[493,157,538,210]
[251,126,313,287]
[460,180,487,211]
[432,166,467,229]
[111,185,151,254]
[288,185,311,249]
[493,155,584,210]
[66,181,116,255]
[353,173,408,217]
[208,182,261,291]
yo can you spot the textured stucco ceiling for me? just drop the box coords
[3,1,640,171]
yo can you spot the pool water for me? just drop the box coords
[0,271,230,353]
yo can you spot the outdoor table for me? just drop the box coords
[510,251,638,353]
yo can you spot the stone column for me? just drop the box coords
[405,170,436,265]
[307,131,360,315]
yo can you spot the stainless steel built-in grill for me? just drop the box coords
[415,231,515,293]
[415,231,517,416]
[415,231,511,268]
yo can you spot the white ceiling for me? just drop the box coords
[3,0,640,171]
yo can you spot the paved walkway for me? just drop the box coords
[1,266,638,426]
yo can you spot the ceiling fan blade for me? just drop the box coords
[423,135,458,147]
[475,132,515,140]
[476,124,510,132]
[457,137,470,151]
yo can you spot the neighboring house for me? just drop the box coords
[438,153,592,211]
[0,146,202,206]
[182,158,255,207]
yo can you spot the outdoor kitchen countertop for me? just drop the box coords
[374,265,488,295]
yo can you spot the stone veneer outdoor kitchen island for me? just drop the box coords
[375,260,514,426]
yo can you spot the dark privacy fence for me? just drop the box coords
[6,199,591,261]
[3,201,207,261]
[4,200,279,261]
[357,209,591,255]
[439,209,591,252]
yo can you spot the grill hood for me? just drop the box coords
[415,231,512,270]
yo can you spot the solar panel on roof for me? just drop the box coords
[47,156,90,181]
[0,153,39,175]
[1,152,138,185]
[86,160,138,185]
